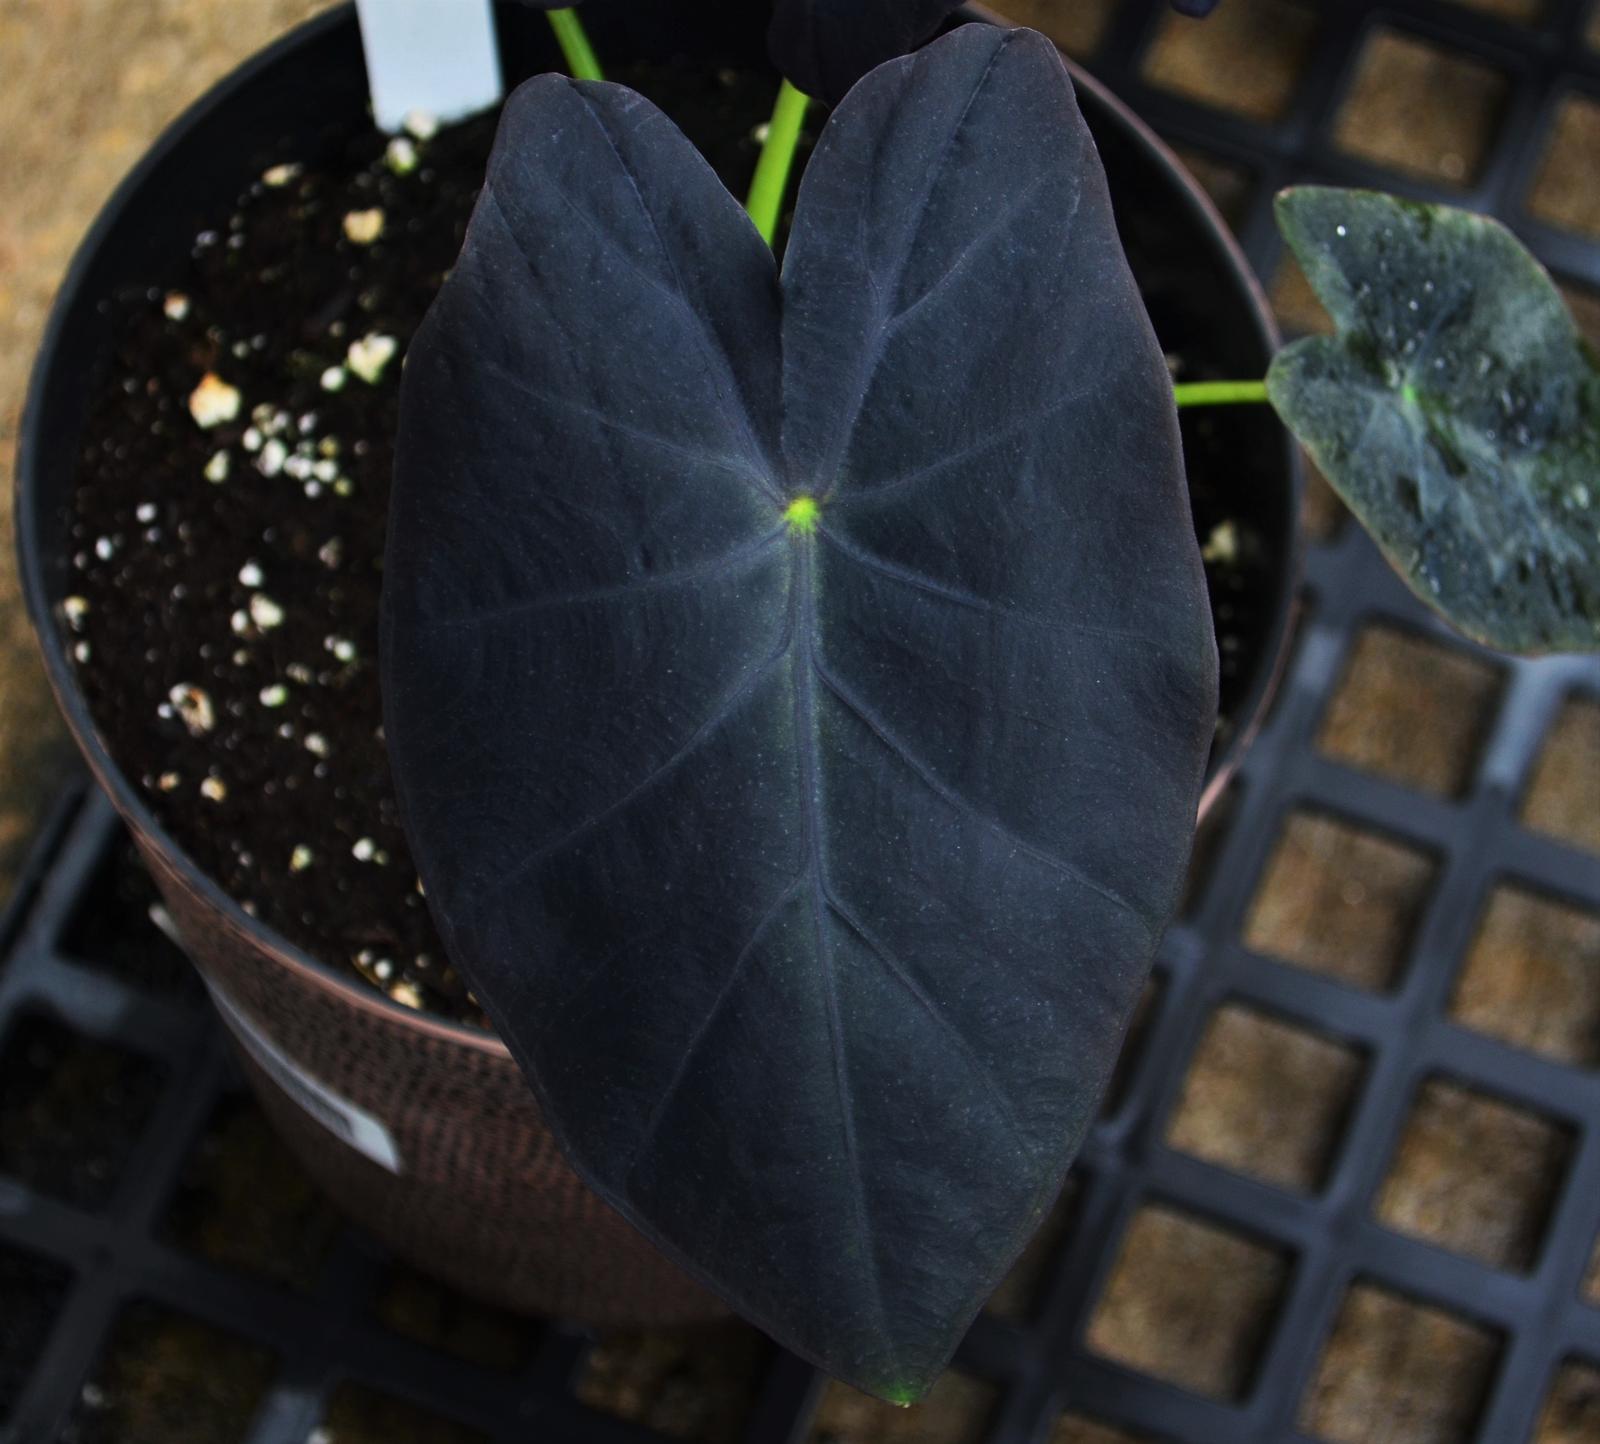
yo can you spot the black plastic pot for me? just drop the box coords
[16,0,1299,1322]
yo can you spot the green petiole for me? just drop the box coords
[746,79,812,248]
[1172,380,1272,408]
[546,7,604,82]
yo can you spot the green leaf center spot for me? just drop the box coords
[784,495,821,534]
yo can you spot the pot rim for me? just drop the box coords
[17,1,1300,1059]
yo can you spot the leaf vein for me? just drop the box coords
[421,529,785,631]
[623,879,808,1192]
[881,168,1055,337]
[463,625,792,916]
[828,376,1100,507]
[821,33,1015,489]
[568,92,780,504]
[817,525,1173,651]
[790,542,896,1373]
[458,346,777,490]
[812,659,1148,934]
[822,887,1040,1167]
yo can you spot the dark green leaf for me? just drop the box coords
[383,27,1216,1399]
[1268,186,1600,653]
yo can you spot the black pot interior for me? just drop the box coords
[23,0,1294,791]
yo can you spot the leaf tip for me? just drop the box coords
[1272,185,1320,229]
[884,1383,923,1408]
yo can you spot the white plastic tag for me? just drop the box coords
[202,972,405,1174]
[354,0,503,133]
[152,901,405,1174]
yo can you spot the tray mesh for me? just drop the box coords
[3,1,1599,1440]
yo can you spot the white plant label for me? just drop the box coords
[153,900,405,1173]
[355,0,502,133]
[204,972,405,1174]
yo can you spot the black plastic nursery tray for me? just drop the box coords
[3,1,1600,1441]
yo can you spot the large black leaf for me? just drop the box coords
[383,25,1216,1399]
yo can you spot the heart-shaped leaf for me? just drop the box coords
[1268,187,1600,654]
[382,25,1216,1399]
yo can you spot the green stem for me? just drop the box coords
[1172,379,1272,408]
[746,80,811,247]
[546,7,603,82]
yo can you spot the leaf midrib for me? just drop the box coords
[788,533,896,1373]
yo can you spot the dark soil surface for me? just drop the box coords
[65,57,1276,1027]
